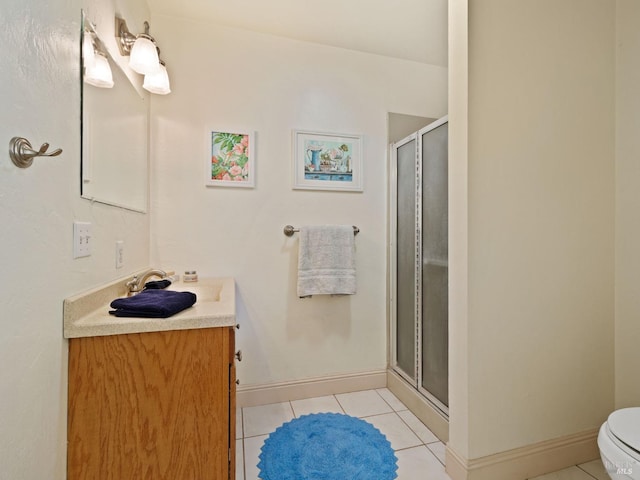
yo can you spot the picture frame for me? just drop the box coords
[205,129,255,188]
[292,130,363,192]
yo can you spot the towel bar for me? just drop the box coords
[283,224,360,237]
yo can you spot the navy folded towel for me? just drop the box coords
[109,289,197,318]
[144,279,172,290]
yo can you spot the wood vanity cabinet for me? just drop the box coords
[67,326,236,480]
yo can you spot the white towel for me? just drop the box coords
[297,225,357,297]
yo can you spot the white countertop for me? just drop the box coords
[63,275,236,338]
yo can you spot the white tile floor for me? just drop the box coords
[235,388,610,480]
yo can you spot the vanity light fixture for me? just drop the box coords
[84,52,114,88]
[115,17,171,94]
[83,30,114,89]
[142,60,171,95]
[82,31,96,69]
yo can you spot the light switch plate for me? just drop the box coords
[73,222,92,258]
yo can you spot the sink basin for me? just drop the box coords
[166,278,222,302]
[63,274,236,338]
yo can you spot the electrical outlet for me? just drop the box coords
[115,241,124,269]
[73,222,92,258]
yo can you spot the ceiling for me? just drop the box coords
[146,0,448,67]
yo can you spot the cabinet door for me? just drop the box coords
[228,327,236,480]
[68,328,231,480]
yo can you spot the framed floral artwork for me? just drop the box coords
[292,130,363,192]
[206,129,255,188]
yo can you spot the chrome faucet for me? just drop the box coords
[126,269,167,295]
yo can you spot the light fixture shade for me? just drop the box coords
[129,35,160,75]
[82,32,96,69]
[84,53,114,88]
[143,63,171,95]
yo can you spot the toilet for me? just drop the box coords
[598,408,640,479]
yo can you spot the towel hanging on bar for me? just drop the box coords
[284,224,359,237]
[296,225,357,298]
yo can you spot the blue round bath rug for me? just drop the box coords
[257,412,398,480]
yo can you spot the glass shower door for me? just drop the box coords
[390,117,448,415]
[394,135,417,382]
[419,121,448,410]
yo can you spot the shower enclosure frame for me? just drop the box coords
[389,115,449,418]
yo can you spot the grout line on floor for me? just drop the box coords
[373,388,393,410]
[393,444,425,453]
[241,436,246,480]
[575,464,601,480]
[426,443,445,467]
[334,393,346,414]
[394,404,440,446]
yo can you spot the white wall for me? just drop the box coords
[448,0,470,460]
[146,0,448,67]
[388,113,435,144]
[615,0,640,409]
[449,0,615,461]
[0,0,150,477]
[149,16,447,386]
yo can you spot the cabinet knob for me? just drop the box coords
[235,379,240,385]
[235,324,240,329]
[235,350,242,362]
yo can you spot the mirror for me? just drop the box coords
[81,12,149,212]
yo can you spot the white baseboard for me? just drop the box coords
[445,429,600,480]
[386,369,449,443]
[236,370,387,408]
